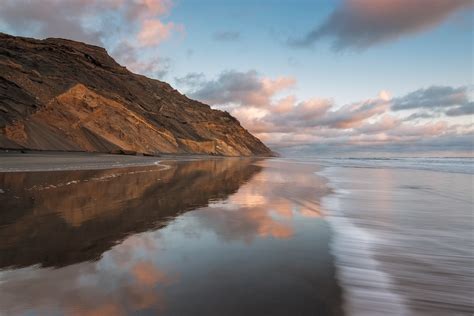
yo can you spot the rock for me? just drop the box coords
[0,33,274,156]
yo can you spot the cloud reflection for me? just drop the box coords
[188,160,327,243]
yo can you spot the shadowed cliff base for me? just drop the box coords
[0,33,273,156]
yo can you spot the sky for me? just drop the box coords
[0,0,473,156]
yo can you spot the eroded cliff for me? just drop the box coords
[0,33,272,156]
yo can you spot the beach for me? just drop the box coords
[319,160,474,315]
[1,1,472,315]
[0,154,472,315]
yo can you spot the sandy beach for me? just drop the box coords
[0,151,166,172]
[0,154,472,315]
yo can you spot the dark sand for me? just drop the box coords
[0,151,164,172]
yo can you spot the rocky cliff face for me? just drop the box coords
[0,33,272,156]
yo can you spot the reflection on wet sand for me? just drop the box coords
[0,159,343,315]
[190,161,330,243]
[0,159,261,268]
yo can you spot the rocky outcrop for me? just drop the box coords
[0,33,273,156]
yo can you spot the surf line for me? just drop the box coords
[317,167,410,316]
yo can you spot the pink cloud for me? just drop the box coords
[273,96,297,113]
[138,19,176,46]
[324,99,389,129]
[184,70,295,107]
[357,115,401,134]
[210,74,469,151]
[129,0,172,18]
[231,94,386,136]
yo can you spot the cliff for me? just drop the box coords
[0,33,273,156]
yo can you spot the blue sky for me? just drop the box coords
[165,0,472,103]
[0,0,473,156]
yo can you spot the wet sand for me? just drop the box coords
[1,155,472,315]
[0,157,343,315]
[0,151,163,172]
[320,165,474,315]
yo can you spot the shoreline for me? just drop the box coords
[318,166,410,315]
[0,151,163,172]
[318,164,474,315]
[0,151,267,172]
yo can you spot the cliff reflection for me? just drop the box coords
[0,158,262,268]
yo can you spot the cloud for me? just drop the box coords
[112,42,171,79]
[391,85,473,118]
[387,121,448,138]
[405,111,441,121]
[266,116,473,154]
[0,0,183,78]
[235,95,389,135]
[213,31,241,41]
[318,98,388,128]
[174,72,206,87]
[290,0,473,50]
[392,86,470,110]
[235,97,334,134]
[0,0,106,45]
[137,19,179,47]
[184,70,295,107]
[278,132,474,157]
[0,0,177,45]
[356,115,401,134]
[178,70,471,153]
[445,102,474,116]
[125,0,173,19]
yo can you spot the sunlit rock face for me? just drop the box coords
[0,33,273,156]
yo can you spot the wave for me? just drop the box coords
[285,157,474,174]
[318,168,410,315]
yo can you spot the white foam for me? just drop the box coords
[319,168,410,316]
